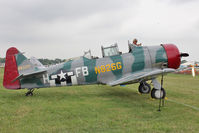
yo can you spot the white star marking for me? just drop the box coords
[58,70,66,80]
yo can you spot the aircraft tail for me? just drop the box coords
[3,47,21,89]
[3,47,44,89]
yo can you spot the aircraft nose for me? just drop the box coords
[162,44,182,69]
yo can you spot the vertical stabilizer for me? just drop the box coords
[3,47,21,89]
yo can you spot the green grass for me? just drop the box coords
[0,68,199,133]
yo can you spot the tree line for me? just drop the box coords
[38,58,66,65]
[0,57,66,65]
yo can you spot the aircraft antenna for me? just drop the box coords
[158,68,165,111]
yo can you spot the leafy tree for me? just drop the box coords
[0,57,65,65]
[0,58,5,63]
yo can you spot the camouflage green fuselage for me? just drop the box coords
[19,45,167,89]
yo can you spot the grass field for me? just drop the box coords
[0,68,199,133]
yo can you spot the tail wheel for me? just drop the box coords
[25,91,33,96]
[151,88,166,99]
[138,82,151,94]
[25,88,34,96]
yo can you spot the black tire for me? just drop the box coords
[138,82,151,94]
[151,88,166,99]
[25,91,33,96]
[29,92,33,96]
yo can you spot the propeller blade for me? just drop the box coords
[180,53,189,57]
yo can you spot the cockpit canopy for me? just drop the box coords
[83,43,122,59]
[83,50,92,59]
[101,43,120,57]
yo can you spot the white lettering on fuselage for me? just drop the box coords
[43,74,49,84]
[75,66,89,77]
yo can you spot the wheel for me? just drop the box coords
[25,91,33,96]
[138,82,151,94]
[29,92,33,96]
[26,92,30,96]
[151,88,166,99]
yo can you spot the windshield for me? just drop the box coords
[102,44,120,57]
[103,47,119,57]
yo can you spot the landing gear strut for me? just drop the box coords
[151,74,166,111]
[25,88,34,96]
[138,82,151,94]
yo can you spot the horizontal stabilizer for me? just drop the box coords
[12,69,47,82]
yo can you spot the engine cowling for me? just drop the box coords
[162,44,181,69]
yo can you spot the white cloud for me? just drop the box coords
[0,0,199,61]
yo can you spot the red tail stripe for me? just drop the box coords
[3,47,21,89]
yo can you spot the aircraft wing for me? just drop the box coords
[107,68,175,86]
[12,69,47,82]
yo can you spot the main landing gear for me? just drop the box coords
[151,88,166,99]
[138,82,151,94]
[25,88,34,96]
[138,79,166,99]
[138,76,166,111]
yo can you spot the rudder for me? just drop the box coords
[3,47,21,89]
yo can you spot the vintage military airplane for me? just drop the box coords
[3,43,188,99]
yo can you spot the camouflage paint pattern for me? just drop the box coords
[14,45,169,89]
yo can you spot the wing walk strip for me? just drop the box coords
[167,99,199,111]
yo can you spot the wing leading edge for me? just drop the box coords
[107,68,175,86]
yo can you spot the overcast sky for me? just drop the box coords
[0,0,198,61]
